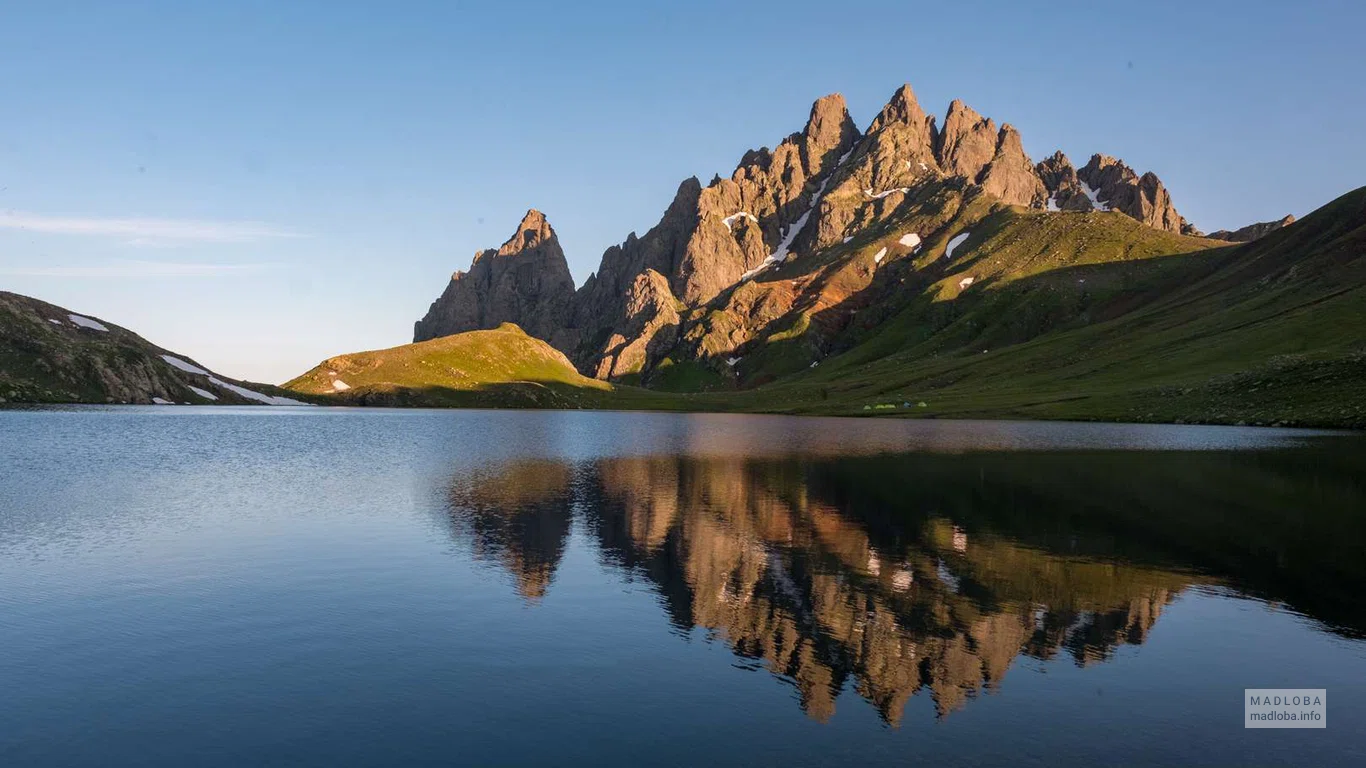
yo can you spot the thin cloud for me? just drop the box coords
[0,211,305,243]
[0,260,273,278]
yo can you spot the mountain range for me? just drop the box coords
[3,82,1362,427]
[412,85,1248,384]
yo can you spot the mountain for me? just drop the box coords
[713,184,1366,428]
[0,291,308,405]
[295,81,1364,427]
[412,84,1213,383]
[413,209,576,347]
[286,322,665,409]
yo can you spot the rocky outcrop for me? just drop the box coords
[414,209,577,345]
[571,94,861,376]
[1072,155,1190,233]
[592,270,681,380]
[808,84,941,250]
[1208,214,1295,242]
[1035,151,1091,211]
[978,124,1047,208]
[935,99,998,181]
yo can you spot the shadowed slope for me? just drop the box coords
[0,291,310,406]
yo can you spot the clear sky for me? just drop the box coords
[1,0,1362,383]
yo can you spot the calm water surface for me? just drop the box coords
[2,407,1364,766]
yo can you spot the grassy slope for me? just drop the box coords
[701,187,1366,427]
[285,322,672,409]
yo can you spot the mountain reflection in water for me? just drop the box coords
[443,447,1366,725]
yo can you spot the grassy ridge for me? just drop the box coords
[285,323,673,409]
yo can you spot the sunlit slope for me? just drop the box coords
[285,322,665,408]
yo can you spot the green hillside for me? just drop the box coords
[712,186,1366,427]
[285,323,668,409]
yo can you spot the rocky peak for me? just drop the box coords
[494,209,555,258]
[802,93,860,170]
[803,85,944,250]
[978,124,1047,208]
[414,209,577,345]
[1035,151,1077,190]
[1035,151,1093,211]
[1207,214,1296,242]
[1075,155,1189,233]
[935,99,998,181]
[868,84,937,145]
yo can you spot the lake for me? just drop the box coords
[1,407,1363,766]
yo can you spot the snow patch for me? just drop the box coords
[187,385,218,401]
[1079,181,1111,212]
[721,211,758,232]
[873,247,888,265]
[898,233,921,249]
[160,355,209,375]
[331,379,351,392]
[152,397,173,405]
[725,357,741,367]
[67,314,108,332]
[738,148,852,284]
[47,318,63,325]
[945,232,971,259]
[208,376,306,406]
[842,236,853,244]
[1046,195,1060,212]
[863,184,907,196]
[958,276,975,289]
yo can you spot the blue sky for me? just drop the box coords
[1,0,1362,383]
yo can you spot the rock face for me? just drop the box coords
[412,83,1212,385]
[1067,155,1191,233]
[414,209,576,345]
[591,269,681,380]
[808,84,941,250]
[978,125,1047,208]
[1035,151,1090,211]
[571,93,861,374]
[936,100,997,181]
[1208,215,1296,242]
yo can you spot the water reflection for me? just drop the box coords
[446,460,576,601]
[444,446,1366,723]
